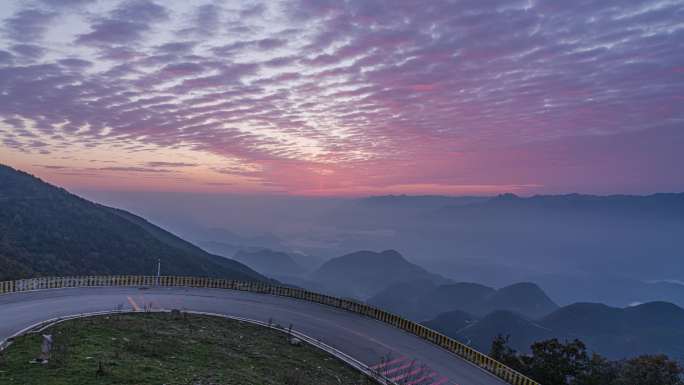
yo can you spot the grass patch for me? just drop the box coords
[0,312,377,385]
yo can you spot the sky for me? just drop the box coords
[0,0,682,196]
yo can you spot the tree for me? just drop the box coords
[488,336,684,385]
[572,353,620,385]
[615,354,684,385]
[526,339,589,385]
[490,334,526,373]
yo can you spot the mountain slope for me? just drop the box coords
[421,310,477,337]
[485,283,559,318]
[454,310,555,352]
[428,193,684,290]
[428,301,684,362]
[232,248,306,277]
[310,249,449,299]
[0,164,267,282]
[369,280,558,320]
[366,279,439,319]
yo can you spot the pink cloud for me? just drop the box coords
[0,0,682,195]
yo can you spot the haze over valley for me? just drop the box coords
[82,189,684,308]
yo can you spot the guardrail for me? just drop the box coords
[0,276,540,385]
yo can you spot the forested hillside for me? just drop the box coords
[0,165,266,282]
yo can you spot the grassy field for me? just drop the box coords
[0,312,376,385]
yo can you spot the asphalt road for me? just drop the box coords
[0,287,507,385]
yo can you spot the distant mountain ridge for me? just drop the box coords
[81,190,684,307]
[369,280,559,320]
[361,195,489,208]
[309,249,450,299]
[422,310,476,336]
[425,300,684,362]
[232,248,306,277]
[444,192,684,214]
[0,164,267,282]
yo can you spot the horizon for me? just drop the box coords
[1,0,683,196]
[5,162,684,200]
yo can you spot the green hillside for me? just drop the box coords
[0,164,266,282]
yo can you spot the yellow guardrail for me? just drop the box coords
[0,275,540,385]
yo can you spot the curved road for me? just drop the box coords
[0,287,506,385]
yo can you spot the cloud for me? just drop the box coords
[257,38,287,50]
[0,0,682,194]
[10,44,45,59]
[99,166,174,173]
[38,0,95,5]
[155,41,196,54]
[2,8,57,42]
[77,20,150,46]
[145,162,197,168]
[58,58,93,69]
[0,50,13,64]
[159,62,205,76]
[240,3,266,19]
[194,3,220,25]
[112,0,168,22]
[76,0,168,46]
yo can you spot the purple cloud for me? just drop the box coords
[0,0,682,194]
[2,8,57,42]
[146,162,197,168]
[155,42,197,54]
[257,38,287,50]
[0,50,13,64]
[76,0,168,46]
[58,58,93,69]
[99,166,174,173]
[106,0,168,23]
[76,19,150,46]
[10,44,45,59]
[240,4,266,19]
[38,0,95,5]
[160,62,205,76]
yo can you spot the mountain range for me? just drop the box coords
[85,189,684,307]
[308,249,451,299]
[425,301,684,363]
[308,192,684,306]
[0,164,266,282]
[232,248,306,277]
[369,280,559,320]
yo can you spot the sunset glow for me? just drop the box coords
[0,0,682,195]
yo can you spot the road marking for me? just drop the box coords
[390,367,424,381]
[405,372,438,385]
[385,361,416,375]
[127,296,141,311]
[370,355,408,369]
